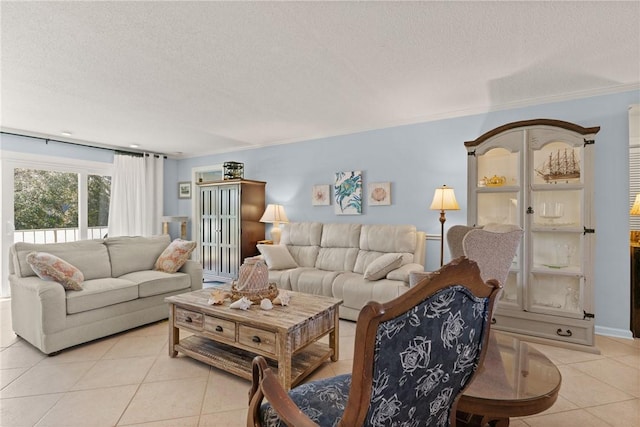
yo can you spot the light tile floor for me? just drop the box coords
[1,297,639,426]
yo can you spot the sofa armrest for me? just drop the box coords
[9,275,67,337]
[385,263,425,283]
[180,260,204,291]
[409,271,436,288]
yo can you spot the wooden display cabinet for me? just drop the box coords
[466,119,599,348]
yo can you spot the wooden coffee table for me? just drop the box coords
[165,289,342,390]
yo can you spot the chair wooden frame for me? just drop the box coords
[247,257,501,427]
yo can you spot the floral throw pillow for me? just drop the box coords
[154,239,196,273]
[26,251,84,291]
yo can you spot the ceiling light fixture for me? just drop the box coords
[129,144,140,148]
[61,131,72,136]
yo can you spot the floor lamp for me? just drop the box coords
[430,185,460,266]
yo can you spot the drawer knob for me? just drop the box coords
[215,326,223,332]
[556,328,573,337]
[252,336,261,343]
[185,316,192,323]
[491,317,497,325]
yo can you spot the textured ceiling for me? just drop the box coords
[1,1,639,158]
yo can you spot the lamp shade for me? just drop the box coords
[430,185,460,211]
[260,204,289,224]
[631,194,640,215]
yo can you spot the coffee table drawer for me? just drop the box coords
[175,308,204,330]
[238,325,276,354]
[204,316,236,342]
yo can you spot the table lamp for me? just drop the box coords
[631,194,640,242]
[260,204,289,245]
[430,185,460,266]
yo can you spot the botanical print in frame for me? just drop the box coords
[178,182,191,199]
[312,184,330,206]
[368,182,391,206]
[334,171,362,215]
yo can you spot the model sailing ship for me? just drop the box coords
[535,148,580,183]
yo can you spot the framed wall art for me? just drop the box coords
[368,182,391,206]
[312,184,330,206]
[178,181,192,199]
[334,170,362,215]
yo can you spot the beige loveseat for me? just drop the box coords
[9,235,203,354]
[260,222,426,320]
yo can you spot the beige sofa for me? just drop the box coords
[8,235,203,354]
[261,222,426,320]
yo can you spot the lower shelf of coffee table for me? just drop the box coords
[175,335,333,387]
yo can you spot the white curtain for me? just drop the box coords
[108,154,164,237]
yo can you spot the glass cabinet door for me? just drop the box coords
[527,135,588,319]
[473,140,523,309]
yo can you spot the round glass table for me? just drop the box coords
[457,332,562,427]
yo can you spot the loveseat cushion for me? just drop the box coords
[12,240,111,280]
[66,278,139,314]
[120,270,191,297]
[105,235,171,277]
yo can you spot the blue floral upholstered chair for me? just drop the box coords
[247,257,501,427]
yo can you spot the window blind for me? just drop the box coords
[630,105,640,231]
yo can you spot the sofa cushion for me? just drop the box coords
[363,253,403,280]
[320,223,361,248]
[66,278,139,314]
[257,244,298,270]
[288,269,340,297]
[359,224,417,255]
[105,235,171,277]
[13,240,111,280]
[281,223,323,268]
[315,248,359,272]
[286,246,320,268]
[332,272,408,312]
[120,270,191,297]
[154,239,197,273]
[281,222,323,246]
[27,252,85,291]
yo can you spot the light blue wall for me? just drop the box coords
[2,90,638,335]
[172,90,640,335]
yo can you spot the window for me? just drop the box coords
[12,169,111,243]
[1,150,113,296]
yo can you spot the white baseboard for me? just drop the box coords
[595,325,634,340]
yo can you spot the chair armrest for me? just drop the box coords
[386,263,425,282]
[179,260,203,291]
[248,356,318,427]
